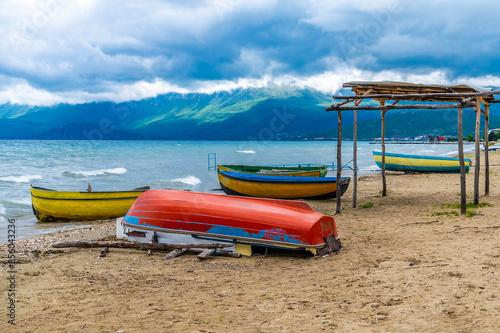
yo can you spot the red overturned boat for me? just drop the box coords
[117,189,341,256]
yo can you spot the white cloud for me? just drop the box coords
[3,66,498,106]
[0,0,499,106]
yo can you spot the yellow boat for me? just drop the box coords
[30,185,150,222]
[218,170,350,200]
[373,151,470,173]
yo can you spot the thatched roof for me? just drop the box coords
[341,81,497,103]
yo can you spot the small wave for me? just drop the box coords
[168,175,201,186]
[235,150,256,154]
[0,175,42,183]
[63,167,127,178]
[0,204,5,223]
[7,198,32,206]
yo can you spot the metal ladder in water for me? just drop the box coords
[208,153,217,170]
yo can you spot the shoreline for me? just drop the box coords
[0,151,480,256]
[2,151,499,331]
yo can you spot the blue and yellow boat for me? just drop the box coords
[373,151,471,173]
[218,170,350,200]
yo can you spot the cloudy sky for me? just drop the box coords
[1,0,499,105]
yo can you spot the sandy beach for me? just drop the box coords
[2,151,500,332]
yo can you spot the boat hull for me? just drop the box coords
[217,165,328,177]
[120,189,341,256]
[31,186,149,222]
[373,151,471,173]
[218,170,350,200]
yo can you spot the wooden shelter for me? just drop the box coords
[326,81,500,214]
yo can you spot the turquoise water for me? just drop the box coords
[0,140,473,242]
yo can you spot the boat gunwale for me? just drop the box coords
[121,220,328,249]
[372,150,471,162]
[218,164,328,172]
[31,194,142,201]
[218,170,350,185]
[31,185,150,195]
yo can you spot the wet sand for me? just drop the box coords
[2,151,500,332]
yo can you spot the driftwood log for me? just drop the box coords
[52,240,233,250]
[197,248,216,260]
[53,241,241,259]
[163,248,189,260]
[163,248,241,260]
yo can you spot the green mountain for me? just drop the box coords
[305,108,500,140]
[0,86,497,140]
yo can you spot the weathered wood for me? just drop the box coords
[484,104,490,195]
[458,107,467,214]
[381,101,386,197]
[331,89,500,101]
[353,109,358,208]
[474,98,481,205]
[52,241,233,250]
[326,102,476,112]
[163,248,188,260]
[147,234,159,256]
[336,110,342,214]
[188,249,241,258]
[197,248,216,260]
[99,247,109,258]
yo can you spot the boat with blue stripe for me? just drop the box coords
[373,151,471,173]
[218,170,350,199]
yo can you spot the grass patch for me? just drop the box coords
[441,202,492,209]
[359,202,374,209]
[433,211,459,217]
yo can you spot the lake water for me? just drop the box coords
[0,140,474,242]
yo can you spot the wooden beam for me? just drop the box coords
[349,90,375,207]
[474,98,481,205]
[331,90,500,101]
[52,241,233,250]
[336,110,342,214]
[329,88,374,110]
[380,101,386,197]
[485,104,490,195]
[326,102,476,112]
[353,109,357,208]
[458,107,467,214]
[355,89,372,106]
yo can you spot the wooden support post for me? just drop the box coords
[99,247,109,258]
[353,109,358,208]
[380,101,386,196]
[458,107,467,214]
[484,103,490,195]
[147,234,157,256]
[474,98,481,205]
[336,110,342,214]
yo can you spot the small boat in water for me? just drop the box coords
[373,151,471,173]
[118,189,341,256]
[31,185,150,222]
[217,165,328,177]
[218,170,350,200]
